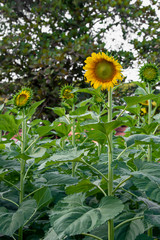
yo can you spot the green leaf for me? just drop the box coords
[44,228,60,240]
[66,179,96,194]
[50,194,124,238]
[26,99,45,119]
[0,143,5,149]
[73,87,101,96]
[123,134,149,147]
[135,234,153,240]
[115,218,145,240]
[0,104,4,111]
[42,172,78,186]
[47,107,65,117]
[29,147,46,158]
[145,207,160,227]
[0,169,10,179]
[38,148,86,169]
[123,94,157,107]
[133,177,160,203]
[70,106,88,116]
[36,125,54,137]
[34,187,52,209]
[83,120,122,136]
[0,199,37,236]
[52,122,71,137]
[87,129,107,145]
[0,114,18,133]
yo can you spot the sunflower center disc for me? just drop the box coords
[95,60,115,82]
[143,67,156,81]
[18,94,28,105]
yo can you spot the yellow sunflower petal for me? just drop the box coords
[83,52,123,91]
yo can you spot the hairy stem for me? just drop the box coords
[18,109,26,240]
[108,88,114,240]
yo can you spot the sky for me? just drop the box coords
[94,0,159,83]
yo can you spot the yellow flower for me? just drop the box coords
[83,52,123,90]
[139,63,159,84]
[140,107,147,115]
[140,100,156,107]
[14,88,32,108]
[60,85,75,100]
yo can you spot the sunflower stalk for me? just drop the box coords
[72,104,76,177]
[108,88,114,240]
[147,83,153,237]
[18,108,27,240]
[0,130,2,142]
[147,83,152,162]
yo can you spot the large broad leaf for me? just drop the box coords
[0,114,18,133]
[52,122,71,137]
[145,207,160,227]
[87,129,107,145]
[49,194,124,238]
[34,187,52,209]
[70,105,88,116]
[133,160,160,184]
[133,177,160,203]
[38,148,86,170]
[123,134,149,147]
[135,234,153,240]
[115,218,145,240]
[29,147,46,158]
[66,179,98,195]
[123,94,158,107]
[42,172,78,186]
[44,228,60,240]
[83,120,122,135]
[36,126,55,137]
[0,199,37,236]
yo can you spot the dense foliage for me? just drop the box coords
[0,0,159,119]
[0,79,160,239]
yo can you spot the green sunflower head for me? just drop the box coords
[13,87,33,108]
[60,85,77,104]
[139,63,159,85]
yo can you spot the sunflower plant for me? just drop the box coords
[1,58,160,240]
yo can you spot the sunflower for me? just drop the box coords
[14,88,32,108]
[139,63,159,84]
[83,52,123,90]
[60,85,76,100]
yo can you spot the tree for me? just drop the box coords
[0,0,159,119]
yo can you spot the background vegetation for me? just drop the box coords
[0,0,159,119]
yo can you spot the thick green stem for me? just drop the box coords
[18,109,26,240]
[72,104,76,177]
[147,83,153,237]
[148,84,152,162]
[98,143,101,156]
[72,104,75,147]
[0,130,2,141]
[108,88,114,240]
